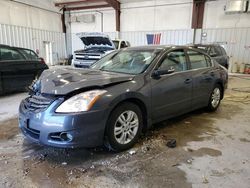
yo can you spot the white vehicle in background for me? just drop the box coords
[72,32,115,68]
[112,39,131,50]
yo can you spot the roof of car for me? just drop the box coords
[124,45,204,50]
[16,47,35,51]
[188,43,220,47]
[0,44,35,52]
[0,44,11,48]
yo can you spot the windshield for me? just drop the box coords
[91,49,160,74]
[81,36,113,47]
[113,40,119,49]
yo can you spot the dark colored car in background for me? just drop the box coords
[190,44,229,69]
[19,45,228,151]
[0,44,48,95]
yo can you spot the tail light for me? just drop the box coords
[39,57,46,64]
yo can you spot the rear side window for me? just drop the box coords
[220,46,227,55]
[209,46,222,57]
[0,47,24,61]
[187,50,209,69]
[159,50,187,72]
[19,49,39,60]
[120,41,127,48]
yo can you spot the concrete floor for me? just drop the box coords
[0,76,249,188]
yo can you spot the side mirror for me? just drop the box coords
[152,68,175,77]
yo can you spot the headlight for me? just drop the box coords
[56,90,107,113]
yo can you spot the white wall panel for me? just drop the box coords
[0,0,62,32]
[120,29,193,46]
[203,0,250,28]
[69,9,116,33]
[0,23,66,64]
[121,1,193,31]
[202,27,250,64]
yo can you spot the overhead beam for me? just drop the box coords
[191,0,206,29]
[65,4,110,11]
[104,0,120,10]
[115,9,120,32]
[55,0,104,7]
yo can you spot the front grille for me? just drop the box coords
[75,53,100,56]
[76,57,99,61]
[75,64,90,68]
[24,94,54,112]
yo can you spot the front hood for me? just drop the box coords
[76,32,115,49]
[33,67,134,95]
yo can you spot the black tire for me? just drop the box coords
[104,102,143,152]
[207,84,222,112]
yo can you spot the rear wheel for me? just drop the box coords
[207,84,222,111]
[105,102,143,151]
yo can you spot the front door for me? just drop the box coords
[151,49,192,122]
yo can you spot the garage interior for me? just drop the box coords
[0,0,250,187]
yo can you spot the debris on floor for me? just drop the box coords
[186,159,192,164]
[166,139,177,148]
[128,150,137,155]
[61,162,67,166]
[202,175,209,184]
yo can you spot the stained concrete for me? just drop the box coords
[0,75,249,188]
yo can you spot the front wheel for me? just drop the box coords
[105,102,143,152]
[207,85,222,111]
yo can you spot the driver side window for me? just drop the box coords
[158,50,187,72]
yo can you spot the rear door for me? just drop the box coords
[186,49,215,109]
[151,49,193,122]
[0,47,39,93]
[18,48,47,75]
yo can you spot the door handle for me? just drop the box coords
[184,78,192,84]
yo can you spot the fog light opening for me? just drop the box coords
[60,132,73,141]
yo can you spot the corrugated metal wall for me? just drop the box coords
[120,29,194,46]
[0,23,66,65]
[68,28,250,66]
[68,29,193,54]
[201,27,250,64]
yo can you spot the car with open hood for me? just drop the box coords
[72,32,115,68]
[19,45,228,151]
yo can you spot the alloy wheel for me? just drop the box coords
[114,110,139,145]
[211,87,221,108]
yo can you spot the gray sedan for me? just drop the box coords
[19,45,228,151]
